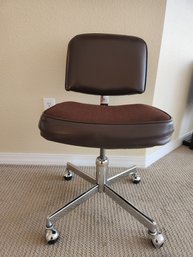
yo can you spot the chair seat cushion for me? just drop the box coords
[39,102,174,149]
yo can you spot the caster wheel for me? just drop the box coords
[64,170,73,181]
[151,233,164,249]
[45,226,59,244]
[130,173,141,184]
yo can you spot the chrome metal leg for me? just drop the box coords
[107,165,136,185]
[45,185,98,243]
[47,185,98,225]
[66,162,96,185]
[104,185,164,248]
[44,148,164,248]
[104,185,157,233]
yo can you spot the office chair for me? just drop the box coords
[39,33,174,248]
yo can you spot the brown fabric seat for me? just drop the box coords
[39,101,173,149]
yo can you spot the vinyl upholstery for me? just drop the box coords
[65,34,147,95]
[39,34,174,149]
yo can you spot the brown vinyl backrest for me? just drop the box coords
[65,33,147,95]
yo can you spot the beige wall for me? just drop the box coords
[0,0,166,158]
[146,0,193,157]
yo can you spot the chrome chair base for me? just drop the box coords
[45,150,164,248]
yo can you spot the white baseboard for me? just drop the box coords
[0,138,183,168]
[0,152,144,168]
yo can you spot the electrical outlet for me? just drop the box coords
[43,98,56,110]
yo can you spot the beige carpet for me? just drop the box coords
[0,145,193,257]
